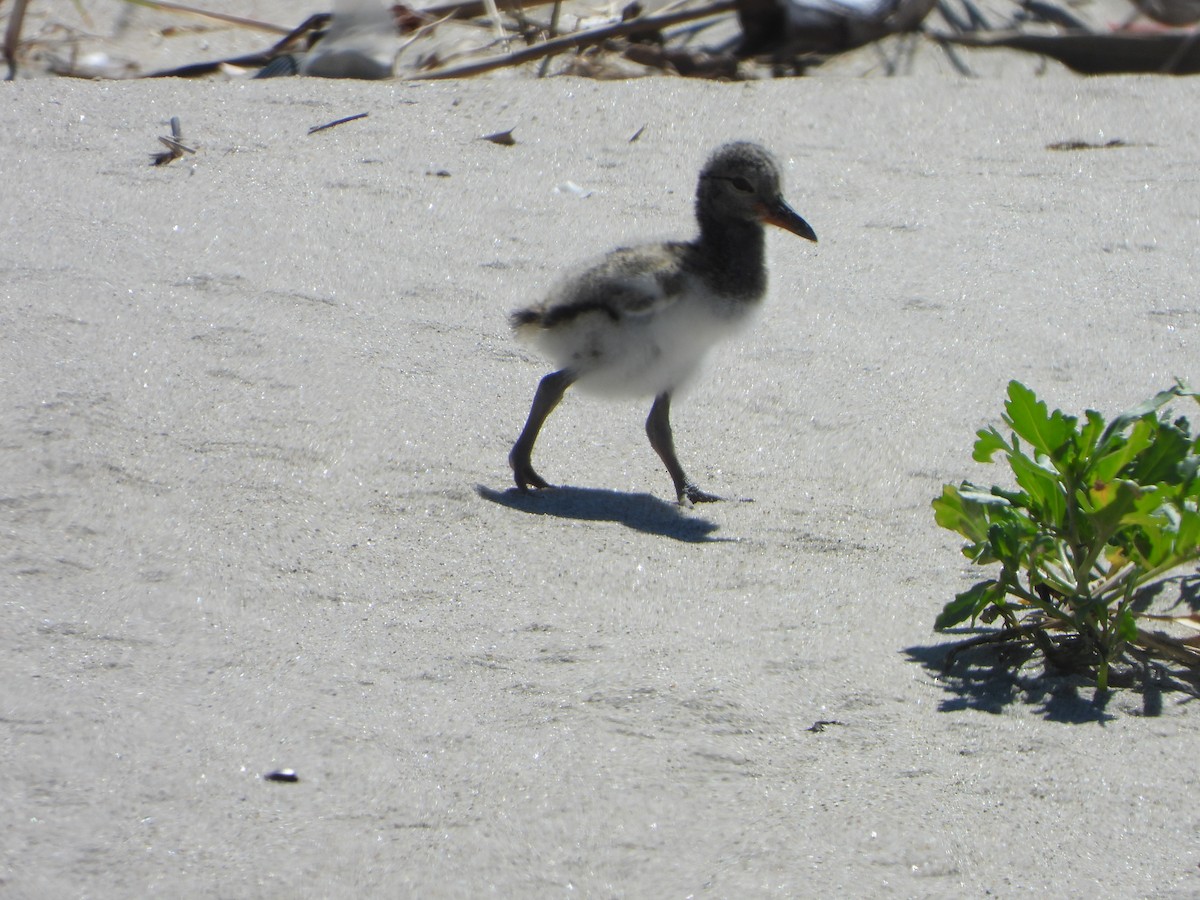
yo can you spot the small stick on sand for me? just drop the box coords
[308,112,371,134]
[151,117,196,166]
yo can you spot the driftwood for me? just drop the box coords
[737,0,938,56]
[622,43,741,77]
[940,29,1200,74]
[411,0,738,79]
[144,0,567,78]
[21,0,1197,81]
[146,13,332,78]
[135,0,931,81]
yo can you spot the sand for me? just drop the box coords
[2,8,1200,896]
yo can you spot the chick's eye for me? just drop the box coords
[730,177,754,193]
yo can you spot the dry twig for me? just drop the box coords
[308,112,371,134]
[411,0,737,79]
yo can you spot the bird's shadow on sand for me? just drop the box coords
[476,484,729,543]
[906,638,1199,723]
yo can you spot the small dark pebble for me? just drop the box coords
[264,769,299,783]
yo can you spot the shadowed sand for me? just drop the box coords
[2,61,1199,897]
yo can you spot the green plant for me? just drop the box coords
[933,380,1200,690]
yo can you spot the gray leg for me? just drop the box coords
[510,369,576,492]
[646,391,722,505]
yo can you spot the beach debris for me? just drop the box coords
[25,0,1200,80]
[940,29,1200,74]
[1046,138,1130,151]
[308,112,371,135]
[481,128,517,146]
[554,180,594,198]
[1126,0,1200,26]
[255,0,401,79]
[928,0,1200,75]
[806,720,846,732]
[1013,0,1089,30]
[621,43,742,76]
[738,0,936,56]
[146,10,325,78]
[263,768,300,783]
[150,116,196,166]
[535,0,566,75]
[3,0,31,80]
[411,1,738,80]
[144,0,560,78]
[629,125,647,143]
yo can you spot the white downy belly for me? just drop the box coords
[533,298,758,398]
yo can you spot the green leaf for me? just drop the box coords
[1078,409,1106,460]
[1007,450,1067,527]
[1114,606,1138,644]
[1003,381,1074,458]
[1099,384,1191,448]
[1127,419,1192,485]
[988,485,1027,507]
[1090,417,1154,485]
[1082,479,1145,544]
[933,484,996,544]
[936,580,1002,630]
[987,521,1026,568]
[1178,454,1200,496]
[934,380,1200,684]
[972,426,1011,463]
[1109,493,1188,573]
[1177,506,1200,556]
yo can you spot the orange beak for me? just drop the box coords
[759,198,817,243]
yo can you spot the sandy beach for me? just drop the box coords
[2,5,1199,894]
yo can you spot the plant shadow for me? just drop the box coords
[476,484,728,543]
[1132,572,1200,612]
[905,637,1198,723]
